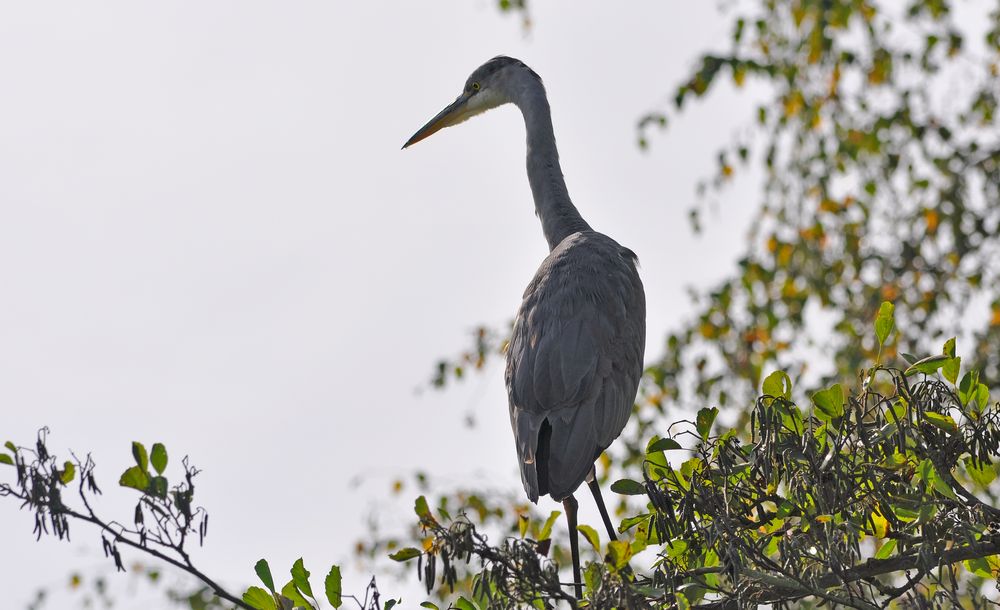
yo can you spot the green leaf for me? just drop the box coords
[243,587,277,610]
[931,471,958,500]
[811,384,845,421]
[975,383,990,411]
[664,537,688,559]
[965,556,993,578]
[606,540,632,570]
[119,465,150,491]
[419,603,439,610]
[578,524,600,551]
[132,441,148,472]
[762,370,792,399]
[675,591,691,610]
[776,500,796,518]
[894,506,919,522]
[414,495,435,524]
[453,597,476,610]
[959,370,980,405]
[943,356,961,384]
[904,354,951,376]
[917,502,937,524]
[610,479,646,495]
[383,601,398,610]
[290,558,314,599]
[255,559,276,593]
[149,476,168,498]
[875,538,897,560]
[539,510,561,540]
[644,437,669,481]
[281,581,314,610]
[4,441,15,453]
[647,437,682,452]
[583,562,602,591]
[619,514,650,535]
[388,548,421,562]
[0,453,12,466]
[924,412,958,434]
[60,461,76,484]
[324,565,342,608]
[874,301,894,346]
[916,459,933,485]
[965,458,996,488]
[150,443,168,475]
[696,407,719,440]
[943,337,956,358]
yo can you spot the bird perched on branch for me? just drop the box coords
[404,56,646,600]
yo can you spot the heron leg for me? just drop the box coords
[562,495,582,600]
[587,472,637,582]
[587,475,618,542]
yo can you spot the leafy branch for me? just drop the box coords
[0,432,392,610]
[390,305,1000,609]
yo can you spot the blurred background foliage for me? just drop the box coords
[361,0,1000,604]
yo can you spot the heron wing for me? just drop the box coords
[506,232,645,502]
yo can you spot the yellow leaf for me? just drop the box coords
[808,28,823,64]
[733,65,746,87]
[881,284,899,301]
[819,199,840,213]
[783,92,804,117]
[778,243,793,266]
[924,208,939,234]
[868,53,891,85]
[699,322,717,339]
[599,451,611,471]
[791,4,806,27]
[829,63,842,96]
[871,511,888,538]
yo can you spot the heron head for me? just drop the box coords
[402,56,541,149]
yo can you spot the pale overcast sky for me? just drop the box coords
[1,2,762,606]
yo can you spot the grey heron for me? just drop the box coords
[403,56,646,599]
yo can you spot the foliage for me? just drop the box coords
[7,308,1000,609]
[391,312,1000,608]
[0,434,389,610]
[403,1,1000,603]
[635,0,1000,421]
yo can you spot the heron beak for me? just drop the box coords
[402,91,473,149]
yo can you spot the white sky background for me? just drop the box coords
[0,1,764,606]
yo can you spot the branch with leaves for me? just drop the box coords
[388,304,1000,609]
[0,433,395,610]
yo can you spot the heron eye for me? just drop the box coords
[472,82,481,91]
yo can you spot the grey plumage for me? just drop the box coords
[404,56,646,599]
[507,232,644,502]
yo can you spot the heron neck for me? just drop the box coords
[515,83,591,251]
